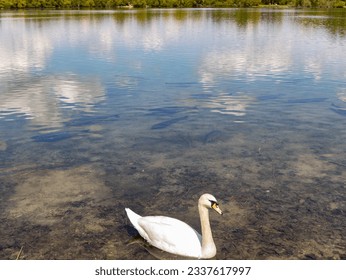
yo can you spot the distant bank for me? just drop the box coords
[1,0,345,10]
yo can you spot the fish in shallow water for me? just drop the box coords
[331,106,346,116]
[66,114,119,127]
[203,130,223,144]
[286,98,327,104]
[147,106,195,116]
[151,116,188,130]
[32,131,73,142]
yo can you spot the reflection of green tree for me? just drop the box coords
[134,10,150,23]
[1,0,346,7]
[234,9,261,27]
[112,10,131,25]
[172,9,189,21]
[1,7,345,40]
[208,9,262,27]
[260,9,284,24]
[296,9,346,38]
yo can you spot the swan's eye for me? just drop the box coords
[209,200,218,208]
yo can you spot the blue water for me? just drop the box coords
[0,9,345,260]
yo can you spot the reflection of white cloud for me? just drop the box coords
[54,75,105,106]
[0,79,62,126]
[305,58,323,81]
[140,18,182,52]
[0,20,52,74]
[198,16,346,89]
[142,32,163,51]
[0,11,188,83]
[201,94,253,117]
[114,75,139,90]
[121,16,183,52]
[85,19,118,61]
[0,16,108,127]
[199,45,291,89]
[337,90,346,102]
[0,75,105,127]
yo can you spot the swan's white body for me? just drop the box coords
[125,193,223,259]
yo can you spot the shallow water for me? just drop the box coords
[0,8,346,260]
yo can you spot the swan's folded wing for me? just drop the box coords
[138,216,202,258]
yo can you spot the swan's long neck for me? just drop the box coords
[198,204,216,259]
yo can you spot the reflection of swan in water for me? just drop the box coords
[125,193,223,259]
[126,235,197,260]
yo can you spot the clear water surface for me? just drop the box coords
[0,8,345,259]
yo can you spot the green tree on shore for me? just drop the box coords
[0,0,345,9]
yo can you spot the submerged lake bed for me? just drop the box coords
[0,8,346,260]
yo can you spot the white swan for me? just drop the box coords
[125,193,223,259]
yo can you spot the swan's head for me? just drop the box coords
[199,193,223,215]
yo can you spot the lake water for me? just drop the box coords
[0,8,345,260]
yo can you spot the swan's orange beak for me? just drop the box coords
[212,202,223,215]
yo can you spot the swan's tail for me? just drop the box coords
[125,208,142,229]
[125,208,151,242]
